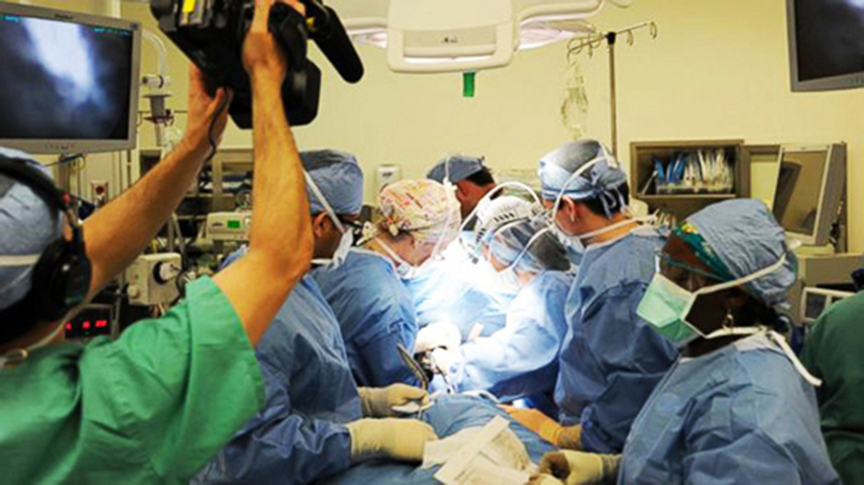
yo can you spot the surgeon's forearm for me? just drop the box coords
[82,141,209,298]
[213,75,312,345]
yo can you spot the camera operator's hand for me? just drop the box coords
[242,0,305,84]
[181,65,233,160]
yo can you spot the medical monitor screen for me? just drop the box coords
[0,10,135,148]
[790,0,864,90]
[772,149,828,237]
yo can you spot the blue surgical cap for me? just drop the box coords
[538,139,627,218]
[427,154,486,184]
[0,147,63,311]
[686,199,797,309]
[301,149,364,216]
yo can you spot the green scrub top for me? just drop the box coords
[802,291,864,485]
[0,277,265,484]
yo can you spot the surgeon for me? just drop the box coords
[417,196,572,410]
[802,290,864,484]
[197,152,437,484]
[535,199,840,484]
[427,154,496,220]
[507,139,678,453]
[313,179,461,387]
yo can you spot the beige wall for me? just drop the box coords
[14,1,864,249]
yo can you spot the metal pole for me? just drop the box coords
[607,32,618,156]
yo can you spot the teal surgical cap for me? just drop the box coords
[686,199,797,309]
[427,154,486,184]
[301,149,364,216]
[538,139,627,218]
[0,147,63,311]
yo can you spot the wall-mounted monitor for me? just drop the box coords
[787,0,864,92]
[772,144,846,246]
[0,3,141,154]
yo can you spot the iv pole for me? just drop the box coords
[567,21,657,156]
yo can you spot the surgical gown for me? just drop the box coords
[404,239,513,337]
[194,275,363,484]
[443,271,572,404]
[555,227,678,453]
[312,249,420,387]
[619,332,840,484]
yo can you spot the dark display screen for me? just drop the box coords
[794,0,864,81]
[0,13,134,140]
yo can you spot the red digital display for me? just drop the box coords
[82,321,91,329]
[96,320,108,328]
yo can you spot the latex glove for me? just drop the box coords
[530,474,566,485]
[414,322,462,353]
[501,406,582,449]
[346,418,438,463]
[538,450,621,485]
[358,384,430,418]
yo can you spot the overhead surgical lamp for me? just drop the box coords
[328,0,633,73]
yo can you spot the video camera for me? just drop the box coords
[151,0,363,128]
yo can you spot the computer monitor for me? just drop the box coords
[787,0,864,92]
[0,3,141,154]
[772,144,846,246]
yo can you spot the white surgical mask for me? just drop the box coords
[376,238,422,279]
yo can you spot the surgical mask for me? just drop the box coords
[0,318,66,367]
[637,254,788,347]
[304,171,354,266]
[376,238,422,279]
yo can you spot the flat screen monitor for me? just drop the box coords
[772,144,846,246]
[0,3,141,154]
[787,0,864,91]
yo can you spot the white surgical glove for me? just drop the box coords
[538,450,621,485]
[358,384,430,418]
[414,321,462,354]
[346,418,438,463]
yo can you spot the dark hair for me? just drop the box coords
[464,167,495,187]
[559,184,630,218]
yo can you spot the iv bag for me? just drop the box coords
[561,59,589,140]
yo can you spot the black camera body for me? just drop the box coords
[151,0,362,128]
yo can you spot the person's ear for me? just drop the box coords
[724,288,750,312]
[562,198,580,224]
[311,213,331,238]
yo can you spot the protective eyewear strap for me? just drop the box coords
[489,218,553,273]
[303,171,346,233]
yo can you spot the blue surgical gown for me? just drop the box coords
[443,271,572,404]
[312,249,420,387]
[194,275,363,484]
[555,227,678,453]
[404,239,513,337]
[619,333,840,484]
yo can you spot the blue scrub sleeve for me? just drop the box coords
[682,415,810,484]
[580,283,678,453]
[356,328,420,387]
[80,277,265,481]
[195,363,353,484]
[456,315,560,396]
